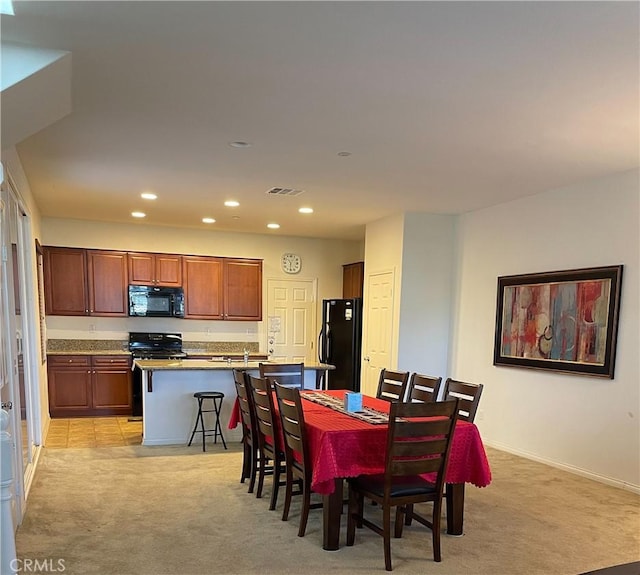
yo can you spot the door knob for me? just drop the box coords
[363,356,370,362]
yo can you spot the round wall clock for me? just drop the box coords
[281,253,302,274]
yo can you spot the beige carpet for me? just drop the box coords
[16,444,640,575]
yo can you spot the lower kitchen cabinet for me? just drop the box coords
[48,355,132,417]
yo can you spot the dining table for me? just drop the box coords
[229,389,492,550]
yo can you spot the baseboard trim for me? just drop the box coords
[485,440,640,495]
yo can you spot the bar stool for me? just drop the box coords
[187,391,228,452]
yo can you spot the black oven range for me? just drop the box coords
[129,332,187,418]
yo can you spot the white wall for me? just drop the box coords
[42,218,363,350]
[397,213,455,381]
[451,169,640,488]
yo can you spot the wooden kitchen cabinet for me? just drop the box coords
[87,250,129,316]
[43,247,128,317]
[343,261,364,299]
[183,256,262,320]
[224,258,262,320]
[44,247,87,315]
[182,255,224,319]
[47,356,93,417]
[128,252,182,286]
[48,355,132,417]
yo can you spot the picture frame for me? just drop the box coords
[493,265,623,378]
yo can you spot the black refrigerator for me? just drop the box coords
[318,298,362,391]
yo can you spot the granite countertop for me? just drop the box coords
[46,339,263,356]
[133,359,335,371]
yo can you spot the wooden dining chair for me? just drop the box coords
[346,399,459,571]
[273,382,322,537]
[442,378,484,422]
[375,369,410,402]
[232,369,259,493]
[249,374,286,510]
[407,373,443,403]
[259,362,305,389]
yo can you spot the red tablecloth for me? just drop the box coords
[229,390,492,495]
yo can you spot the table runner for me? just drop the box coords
[302,391,391,424]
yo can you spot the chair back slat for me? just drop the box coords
[407,373,443,403]
[233,369,256,440]
[385,399,459,493]
[376,369,410,402]
[249,375,277,444]
[260,362,305,389]
[443,378,484,422]
[274,382,310,472]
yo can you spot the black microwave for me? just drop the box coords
[128,285,185,318]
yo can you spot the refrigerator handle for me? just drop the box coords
[317,330,323,363]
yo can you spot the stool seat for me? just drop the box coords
[188,391,227,452]
[194,391,224,399]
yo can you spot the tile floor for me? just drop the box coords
[46,417,143,448]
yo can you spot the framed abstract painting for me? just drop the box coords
[493,265,623,378]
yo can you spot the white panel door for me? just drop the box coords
[362,270,395,396]
[266,279,316,363]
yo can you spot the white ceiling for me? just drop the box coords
[2,1,638,240]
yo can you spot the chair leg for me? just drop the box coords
[432,500,443,562]
[247,446,257,494]
[255,453,267,499]
[346,486,357,546]
[394,505,405,538]
[281,467,293,520]
[240,440,250,484]
[298,482,311,537]
[403,503,414,526]
[269,458,281,510]
[383,503,392,571]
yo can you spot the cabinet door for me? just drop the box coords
[92,356,132,414]
[87,250,128,316]
[44,247,88,315]
[47,356,92,417]
[224,259,263,320]
[155,254,182,286]
[183,256,224,319]
[128,252,155,285]
[343,262,364,299]
[128,252,182,286]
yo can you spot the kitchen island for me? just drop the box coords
[134,359,334,446]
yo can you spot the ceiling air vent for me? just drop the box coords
[266,187,305,197]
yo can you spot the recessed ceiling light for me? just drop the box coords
[299,207,314,214]
[141,192,157,200]
[131,211,146,218]
[337,151,352,157]
[229,141,252,148]
[224,200,240,207]
[267,223,280,229]
[202,217,216,224]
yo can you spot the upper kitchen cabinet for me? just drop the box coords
[182,256,262,320]
[224,258,262,320]
[44,247,87,315]
[44,247,128,317]
[182,255,224,319]
[343,261,364,299]
[128,252,182,287]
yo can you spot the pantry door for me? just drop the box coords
[361,270,395,396]
[266,279,317,363]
